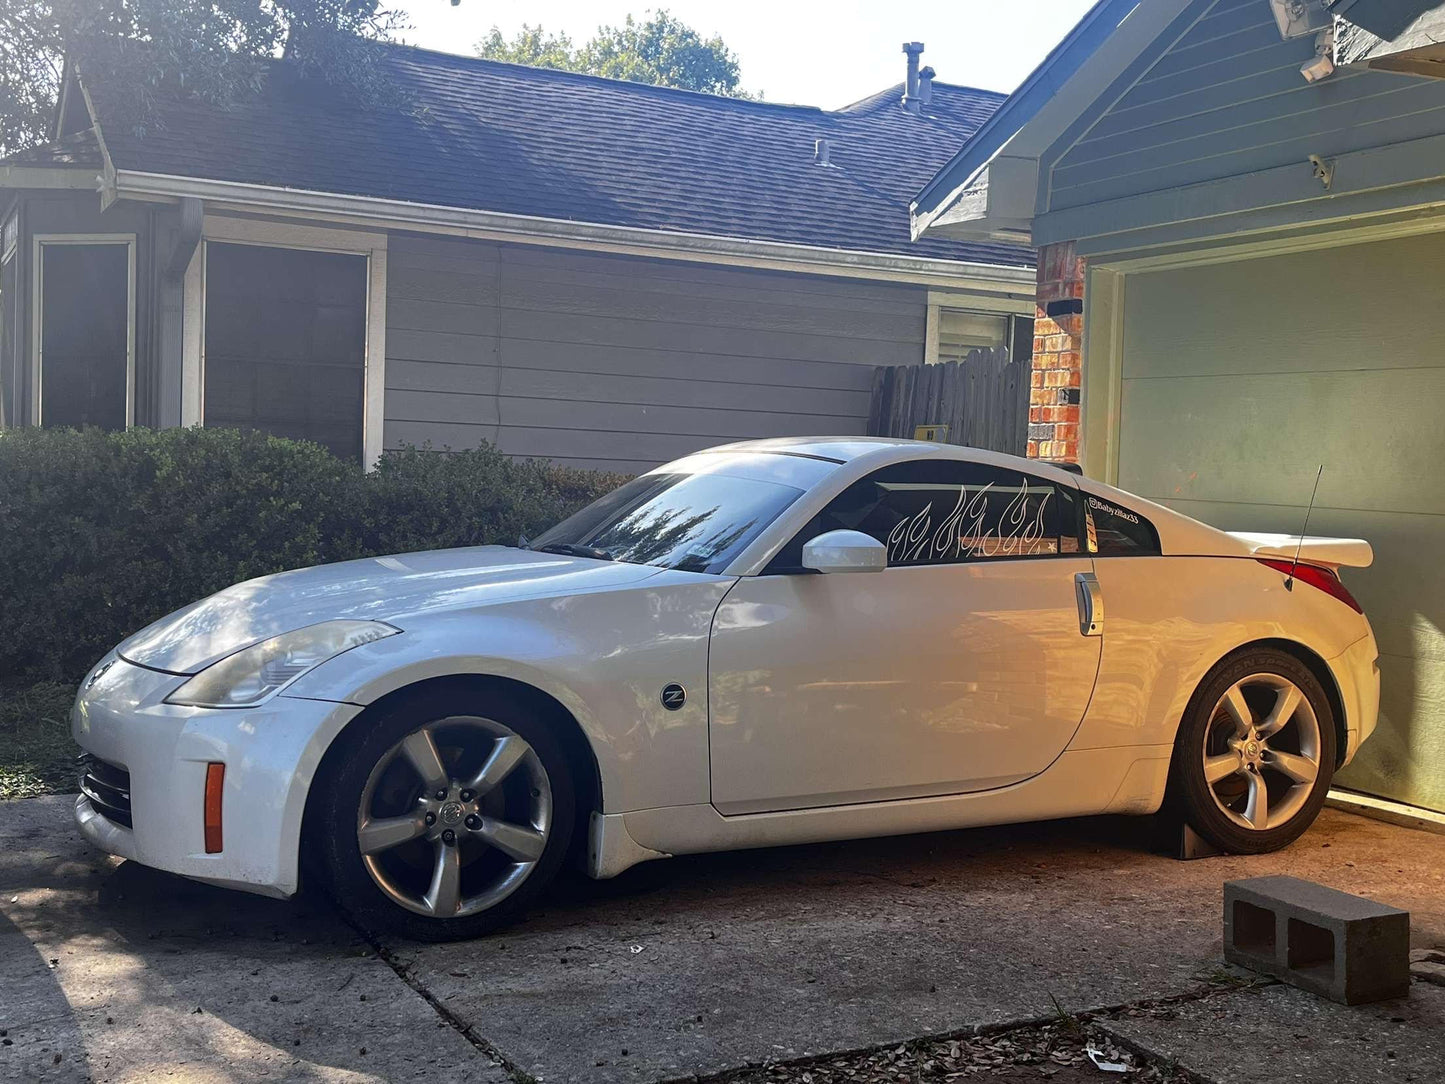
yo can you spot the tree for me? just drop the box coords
[0,0,405,159]
[477,10,750,98]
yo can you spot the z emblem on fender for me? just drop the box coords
[660,683,687,711]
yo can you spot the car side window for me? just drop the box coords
[768,459,1084,571]
[1084,494,1162,556]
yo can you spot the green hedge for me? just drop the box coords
[0,427,627,685]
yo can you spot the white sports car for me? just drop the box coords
[72,438,1379,939]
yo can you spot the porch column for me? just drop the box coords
[1027,241,1083,464]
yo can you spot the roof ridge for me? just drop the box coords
[379,40,830,114]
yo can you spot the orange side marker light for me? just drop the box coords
[204,762,225,853]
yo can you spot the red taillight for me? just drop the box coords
[1258,559,1363,614]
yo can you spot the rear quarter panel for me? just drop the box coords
[1072,556,1371,752]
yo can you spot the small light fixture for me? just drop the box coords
[1269,0,1331,40]
[1301,25,1337,82]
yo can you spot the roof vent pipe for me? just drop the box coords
[918,65,935,107]
[814,138,831,166]
[902,42,925,113]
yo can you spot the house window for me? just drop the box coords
[933,307,1010,364]
[202,241,369,461]
[32,236,135,430]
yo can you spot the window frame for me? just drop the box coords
[30,233,137,429]
[183,215,387,466]
[923,290,1034,366]
[764,458,1088,575]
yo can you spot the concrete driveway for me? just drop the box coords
[1,795,1442,1083]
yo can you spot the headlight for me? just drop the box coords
[165,620,399,708]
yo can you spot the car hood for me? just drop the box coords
[117,546,663,674]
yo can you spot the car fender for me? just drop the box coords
[285,574,736,815]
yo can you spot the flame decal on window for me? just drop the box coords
[885,475,1054,565]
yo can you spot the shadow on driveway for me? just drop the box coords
[2,796,1443,1084]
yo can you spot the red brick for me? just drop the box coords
[1026,440,1039,458]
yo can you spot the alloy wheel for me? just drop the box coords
[1201,673,1321,833]
[356,715,553,918]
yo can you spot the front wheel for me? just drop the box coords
[313,689,575,941]
[1171,648,1336,854]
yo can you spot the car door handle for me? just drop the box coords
[1074,572,1103,637]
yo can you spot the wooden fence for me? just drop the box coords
[866,347,1029,456]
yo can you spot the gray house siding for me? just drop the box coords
[384,234,924,474]
[1035,0,1445,249]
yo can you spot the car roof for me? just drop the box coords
[703,437,1086,485]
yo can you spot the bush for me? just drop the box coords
[0,428,627,685]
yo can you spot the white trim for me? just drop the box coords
[112,169,1037,295]
[181,244,202,426]
[925,289,1035,316]
[185,214,388,466]
[923,303,940,365]
[1079,266,1125,484]
[0,166,100,190]
[1326,788,1445,836]
[31,233,136,428]
[1084,202,1445,273]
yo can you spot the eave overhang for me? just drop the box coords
[1336,5,1445,78]
[911,0,1193,246]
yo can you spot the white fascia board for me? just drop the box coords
[918,156,1040,244]
[110,169,1036,295]
[0,166,101,191]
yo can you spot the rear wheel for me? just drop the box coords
[1172,647,1335,854]
[313,689,574,941]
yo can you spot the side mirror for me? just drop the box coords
[801,529,888,574]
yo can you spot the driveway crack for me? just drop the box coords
[331,903,538,1084]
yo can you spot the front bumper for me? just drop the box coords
[71,654,362,897]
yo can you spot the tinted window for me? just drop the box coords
[1085,494,1161,556]
[769,460,1082,570]
[531,471,804,574]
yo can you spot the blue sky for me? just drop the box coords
[394,1,1095,108]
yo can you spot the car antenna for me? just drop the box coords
[1285,465,1324,592]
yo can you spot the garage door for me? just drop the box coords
[1112,231,1445,814]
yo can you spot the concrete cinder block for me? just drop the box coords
[1223,875,1410,1005]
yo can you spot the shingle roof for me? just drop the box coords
[0,127,102,169]
[85,44,1033,268]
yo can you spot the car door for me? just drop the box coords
[707,458,1102,815]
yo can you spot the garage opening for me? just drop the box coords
[203,241,368,461]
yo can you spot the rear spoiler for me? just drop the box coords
[1227,532,1373,569]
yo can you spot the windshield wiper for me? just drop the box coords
[534,542,615,561]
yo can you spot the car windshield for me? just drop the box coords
[529,470,805,574]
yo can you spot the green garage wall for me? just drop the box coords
[1112,230,1445,813]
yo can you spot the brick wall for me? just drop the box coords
[1027,240,1084,463]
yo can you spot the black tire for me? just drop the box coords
[1170,647,1336,855]
[312,688,575,941]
